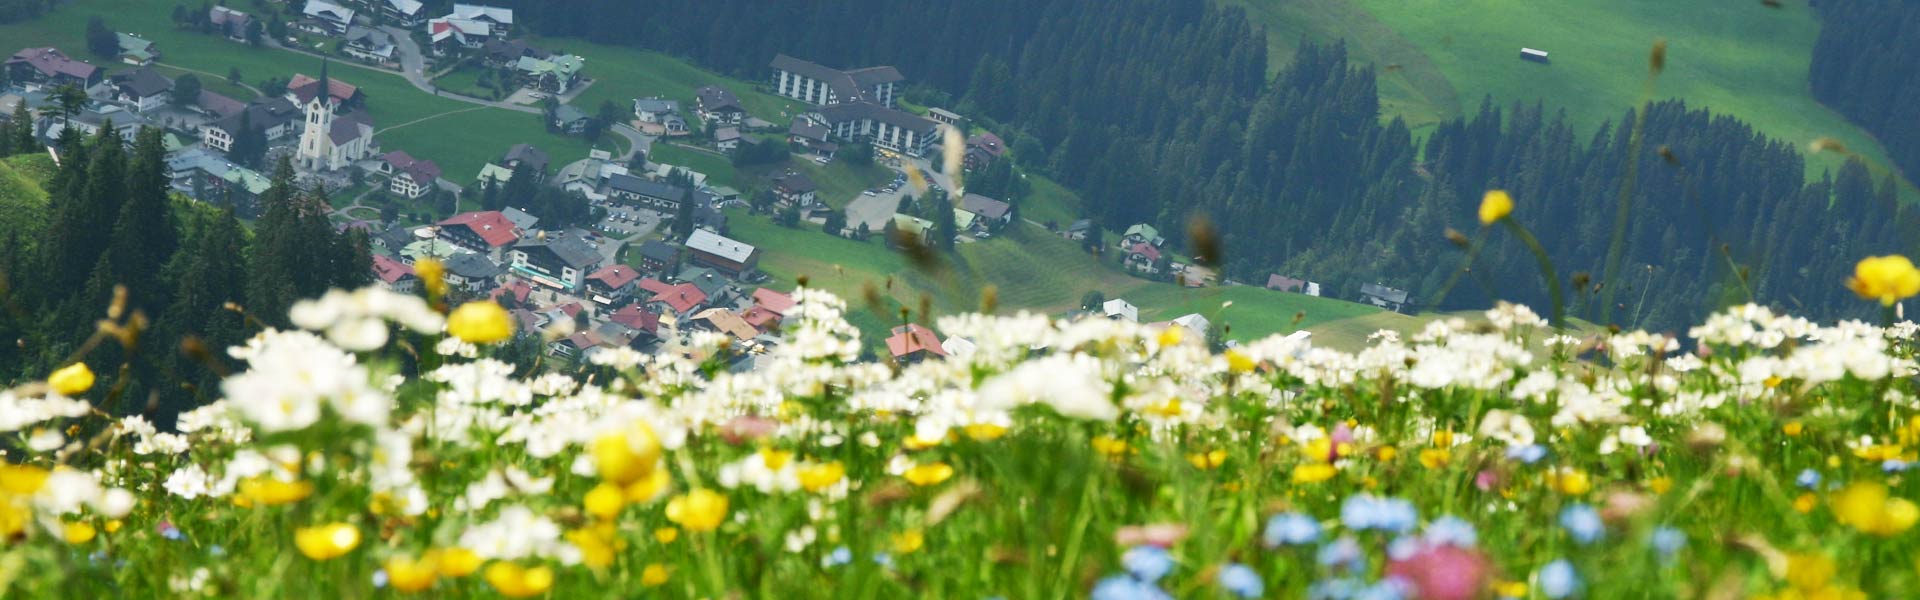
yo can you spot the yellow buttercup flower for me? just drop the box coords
[1418,448,1451,469]
[903,433,943,450]
[48,362,94,396]
[1794,493,1818,514]
[1548,468,1592,495]
[484,562,555,598]
[584,483,626,521]
[797,461,846,493]
[1493,581,1528,598]
[0,464,50,494]
[903,462,955,487]
[1375,447,1398,462]
[1783,422,1805,437]
[1291,463,1337,484]
[236,477,314,506]
[891,529,925,553]
[592,422,662,485]
[446,301,513,344]
[1187,449,1228,470]
[641,563,671,586]
[567,527,617,569]
[384,555,439,593]
[293,523,361,561]
[1157,325,1183,348]
[63,521,96,544]
[1786,552,1836,591]
[1224,350,1256,374]
[1846,255,1920,306]
[1833,481,1918,537]
[653,527,679,544]
[665,489,729,532]
[414,258,447,298]
[427,547,482,577]
[963,423,1008,440]
[1092,436,1131,459]
[623,466,672,503]
[759,448,795,470]
[1479,190,1514,225]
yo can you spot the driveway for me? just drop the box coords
[844,186,907,231]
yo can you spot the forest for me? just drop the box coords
[1809,0,1920,187]
[496,0,1915,332]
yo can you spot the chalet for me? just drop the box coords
[110,68,172,113]
[165,148,272,214]
[608,304,661,342]
[492,280,533,307]
[606,173,688,211]
[1102,298,1139,322]
[549,331,602,359]
[1521,48,1550,64]
[39,108,148,146]
[679,267,739,306]
[958,194,1012,231]
[1359,283,1411,313]
[694,86,745,124]
[483,39,549,67]
[376,0,428,27]
[343,27,398,65]
[193,90,246,119]
[1169,313,1210,341]
[509,235,604,291]
[771,172,818,209]
[116,33,158,66]
[381,151,441,199]
[768,54,902,109]
[438,210,521,259]
[300,0,356,36]
[685,229,758,277]
[691,308,761,344]
[806,101,938,157]
[208,7,252,42]
[426,18,491,52]
[964,132,1006,170]
[371,254,417,293]
[713,126,741,152]
[447,4,513,37]
[1125,241,1163,273]
[885,324,945,363]
[1064,218,1094,241]
[742,287,796,332]
[501,143,550,176]
[1122,224,1163,247]
[477,163,514,185]
[584,264,641,305]
[644,280,708,318]
[202,98,300,152]
[515,54,585,94]
[787,118,837,156]
[443,252,505,292]
[632,98,678,123]
[635,240,678,273]
[5,47,102,90]
[890,214,935,246]
[551,104,591,134]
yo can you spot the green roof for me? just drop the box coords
[953,209,977,231]
[516,54,585,78]
[477,163,514,183]
[221,167,272,195]
[892,213,933,236]
[1124,223,1158,240]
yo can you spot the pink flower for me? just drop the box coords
[1385,544,1491,600]
[1114,523,1189,548]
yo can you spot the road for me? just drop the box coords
[261,28,543,115]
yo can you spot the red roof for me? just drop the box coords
[1130,242,1162,262]
[383,150,442,183]
[439,211,519,248]
[610,304,660,334]
[6,47,97,81]
[490,280,532,304]
[638,277,675,296]
[652,283,707,314]
[751,288,797,315]
[555,302,585,318]
[288,73,359,105]
[885,324,946,359]
[371,254,414,284]
[742,306,781,331]
[967,132,1006,157]
[587,265,641,289]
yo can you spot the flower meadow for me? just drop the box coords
[9,273,1920,598]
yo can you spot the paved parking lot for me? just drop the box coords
[595,203,661,238]
[842,173,912,231]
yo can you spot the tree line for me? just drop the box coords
[0,126,369,427]
[1809,0,1920,186]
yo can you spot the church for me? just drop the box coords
[294,63,377,172]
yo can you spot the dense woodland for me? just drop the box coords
[1809,0,1920,187]
[501,0,1914,331]
[0,127,369,426]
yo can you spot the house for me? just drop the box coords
[964,132,1006,170]
[208,7,252,42]
[38,108,147,146]
[426,18,491,52]
[644,281,708,318]
[443,252,505,292]
[713,126,741,152]
[109,68,172,113]
[501,143,549,177]
[805,101,938,157]
[635,240,678,273]
[501,207,539,232]
[202,98,300,152]
[608,304,661,341]
[1359,283,1411,313]
[381,151,441,199]
[482,39,549,67]
[885,324,945,363]
[694,86,745,124]
[447,4,513,37]
[1168,313,1210,341]
[437,210,521,259]
[116,33,159,66]
[958,194,1013,231]
[477,163,514,186]
[742,287,796,332]
[787,117,837,156]
[549,331,602,359]
[1125,242,1163,273]
[685,229,759,277]
[376,0,428,27]
[1064,218,1094,241]
[371,254,417,293]
[193,89,246,119]
[286,72,365,109]
[510,235,604,291]
[584,264,641,305]
[514,54,585,94]
[343,27,398,65]
[632,98,678,123]
[1102,298,1139,322]
[551,104,591,134]
[890,213,935,246]
[769,54,902,109]
[1265,275,1320,296]
[927,107,965,129]
[771,172,817,209]
[1122,224,1163,247]
[165,148,272,214]
[606,174,688,211]
[691,308,761,344]
[5,47,102,90]
[492,280,533,307]
[301,0,356,36]
[1521,48,1550,64]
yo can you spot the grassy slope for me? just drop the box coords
[1219,0,1461,135]
[0,0,598,182]
[0,155,53,240]
[1338,0,1915,194]
[535,40,794,124]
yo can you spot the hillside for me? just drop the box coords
[0,154,52,239]
[1228,0,1916,196]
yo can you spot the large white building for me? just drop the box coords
[803,102,938,157]
[769,54,903,108]
[296,90,375,171]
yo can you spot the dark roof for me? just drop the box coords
[814,101,935,132]
[1360,283,1409,304]
[846,66,905,88]
[502,143,549,171]
[967,132,1006,156]
[553,104,590,123]
[444,252,503,278]
[288,73,360,106]
[518,235,602,269]
[638,240,678,262]
[695,86,743,113]
[375,224,415,249]
[959,194,1011,220]
[774,172,816,194]
[111,68,173,97]
[607,174,689,202]
[382,150,441,182]
[1067,218,1094,232]
[197,90,246,118]
[328,110,374,144]
[6,47,98,80]
[483,39,550,62]
[211,99,298,135]
[769,54,903,104]
[788,118,829,142]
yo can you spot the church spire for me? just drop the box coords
[316,57,331,108]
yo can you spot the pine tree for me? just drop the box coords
[9,103,33,151]
[932,192,957,251]
[105,128,179,313]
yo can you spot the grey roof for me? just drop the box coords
[375,224,415,250]
[501,207,539,231]
[814,101,935,132]
[678,266,729,297]
[445,252,503,278]
[518,235,602,269]
[769,54,903,104]
[714,126,740,142]
[1360,283,1409,304]
[1067,218,1094,232]
[774,172,816,193]
[638,240,678,262]
[695,86,743,113]
[345,26,395,49]
[484,39,550,62]
[197,90,246,118]
[686,229,755,264]
[503,143,549,171]
[788,118,828,141]
[633,98,678,113]
[607,174,689,202]
[304,0,355,23]
[211,98,298,135]
[959,193,1011,220]
[111,67,172,97]
[553,104,590,123]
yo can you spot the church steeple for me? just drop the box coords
[316,58,332,109]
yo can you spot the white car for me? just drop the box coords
[814,156,831,165]
[862,190,876,196]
